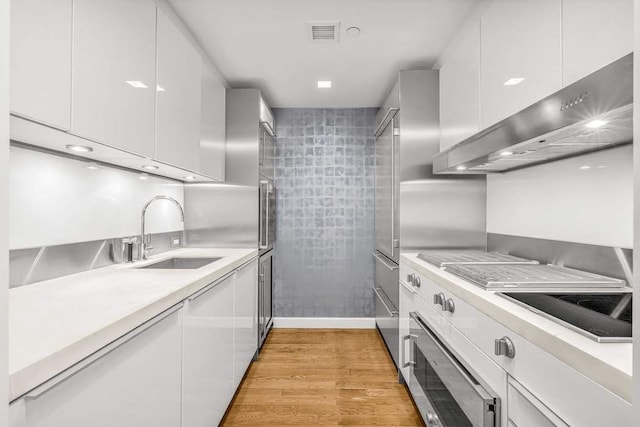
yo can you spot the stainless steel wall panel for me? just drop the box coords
[183,183,257,248]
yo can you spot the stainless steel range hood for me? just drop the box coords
[434,54,633,174]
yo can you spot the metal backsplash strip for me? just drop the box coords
[9,231,184,288]
[487,233,633,284]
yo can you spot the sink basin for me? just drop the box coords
[138,257,222,270]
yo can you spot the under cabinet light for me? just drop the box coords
[139,173,149,180]
[500,151,514,156]
[66,144,93,153]
[456,165,467,171]
[504,77,525,86]
[142,165,159,171]
[184,175,197,181]
[126,81,148,89]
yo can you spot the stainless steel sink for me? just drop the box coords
[138,257,222,270]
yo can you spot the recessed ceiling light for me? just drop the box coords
[500,151,514,156]
[139,173,149,180]
[317,80,332,89]
[504,77,526,86]
[456,165,467,171]
[586,119,607,129]
[126,80,148,89]
[346,26,361,37]
[156,85,165,92]
[66,144,93,153]
[141,165,159,170]
[184,175,197,181]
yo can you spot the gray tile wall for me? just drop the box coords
[273,108,377,317]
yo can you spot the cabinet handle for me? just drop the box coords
[401,334,416,368]
[412,276,421,288]
[495,336,516,358]
[433,292,445,306]
[407,273,414,285]
[443,298,455,313]
[374,287,398,317]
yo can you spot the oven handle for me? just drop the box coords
[401,334,417,368]
[409,311,496,403]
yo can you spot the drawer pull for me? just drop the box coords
[443,298,455,313]
[413,276,421,288]
[407,273,415,285]
[495,336,516,358]
[433,292,445,306]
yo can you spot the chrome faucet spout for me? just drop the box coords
[140,196,185,260]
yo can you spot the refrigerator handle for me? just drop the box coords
[391,120,399,258]
[259,180,269,249]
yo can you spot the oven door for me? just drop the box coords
[407,312,499,427]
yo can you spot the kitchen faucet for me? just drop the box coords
[140,196,185,260]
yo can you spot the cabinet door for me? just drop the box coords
[72,0,156,157]
[234,259,258,388]
[200,63,226,180]
[21,309,182,427]
[183,275,235,427]
[562,0,633,86]
[156,8,202,172]
[508,377,569,427]
[10,0,72,130]
[439,19,480,151]
[480,0,562,128]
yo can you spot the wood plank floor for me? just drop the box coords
[221,329,424,426]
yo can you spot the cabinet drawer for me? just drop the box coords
[508,378,567,427]
[401,263,444,316]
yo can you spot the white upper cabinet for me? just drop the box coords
[155,8,202,173]
[480,0,562,128]
[439,19,481,151]
[10,0,72,130]
[199,63,226,181]
[72,0,157,158]
[561,0,633,86]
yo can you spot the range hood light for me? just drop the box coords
[184,175,197,181]
[456,165,467,171]
[586,119,607,129]
[579,165,591,170]
[141,165,159,170]
[500,151,514,156]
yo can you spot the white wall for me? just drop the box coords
[10,146,185,249]
[1,0,9,421]
[487,145,633,248]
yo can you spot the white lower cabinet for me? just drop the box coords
[234,259,259,388]
[182,273,235,427]
[11,307,183,427]
[507,377,568,427]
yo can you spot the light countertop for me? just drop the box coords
[401,252,632,403]
[9,247,258,402]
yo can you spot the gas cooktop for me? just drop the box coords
[500,292,632,343]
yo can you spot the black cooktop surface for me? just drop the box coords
[501,292,632,342]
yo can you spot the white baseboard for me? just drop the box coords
[273,317,376,329]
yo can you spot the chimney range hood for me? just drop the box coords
[433,54,633,174]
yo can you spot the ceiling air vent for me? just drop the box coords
[307,21,340,42]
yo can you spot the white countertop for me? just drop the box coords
[401,253,632,403]
[9,247,258,402]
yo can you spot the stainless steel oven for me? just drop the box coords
[406,312,500,426]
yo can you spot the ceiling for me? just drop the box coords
[167,0,477,108]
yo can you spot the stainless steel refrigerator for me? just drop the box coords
[373,70,486,369]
